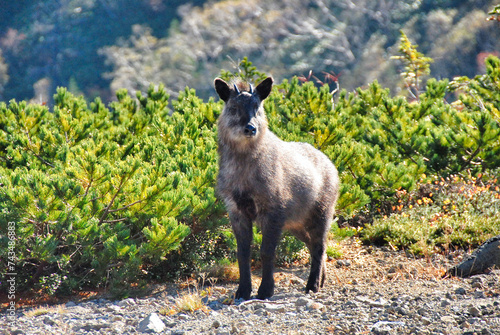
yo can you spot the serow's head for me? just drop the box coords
[215,77,273,144]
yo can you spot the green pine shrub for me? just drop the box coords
[0,85,225,295]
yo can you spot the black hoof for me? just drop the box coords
[257,284,274,300]
[235,286,252,300]
[305,282,320,294]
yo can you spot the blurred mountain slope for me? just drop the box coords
[0,0,498,102]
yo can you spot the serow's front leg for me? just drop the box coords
[232,216,253,300]
[257,224,282,300]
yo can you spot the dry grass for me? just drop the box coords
[159,288,209,316]
[160,275,223,315]
[24,304,66,318]
[175,290,206,313]
[205,262,240,283]
[325,237,449,286]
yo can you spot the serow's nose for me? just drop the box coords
[244,124,257,137]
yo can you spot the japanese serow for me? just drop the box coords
[214,77,339,300]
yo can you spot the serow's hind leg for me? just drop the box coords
[306,242,327,293]
[305,209,331,294]
[289,225,327,293]
[320,259,327,288]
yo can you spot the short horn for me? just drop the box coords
[249,84,253,94]
[233,84,240,95]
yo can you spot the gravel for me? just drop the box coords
[3,240,500,334]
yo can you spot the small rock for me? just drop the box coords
[212,320,221,329]
[253,308,268,316]
[355,296,371,305]
[264,303,286,313]
[164,319,177,328]
[43,316,56,326]
[440,315,456,323]
[371,321,404,334]
[387,264,402,273]
[474,290,485,298]
[336,260,351,267]
[440,299,451,307]
[386,306,396,314]
[111,321,126,333]
[209,301,225,310]
[455,287,467,295]
[370,298,388,308]
[137,313,166,333]
[356,295,388,307]
[471,281,483,289]
[468,306,481,317]
[106,305,123,313]
[308,302,325,311]
[118,298,136,307]
[396,306,409,315]
[417,308,428,316]
[111,315,124,322]
[65,301,77,307]
[81,322,111,331]
[237,303,248,312]
[421,317,432,325]
[251,303,265,310]
[234,320,247,332]
[467,317,481,325]
[290,277,306,286]
[295,297,313,307]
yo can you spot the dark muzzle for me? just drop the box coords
[244,124,257,137]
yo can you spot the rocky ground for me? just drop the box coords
[3,239,500,335]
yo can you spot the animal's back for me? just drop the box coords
[272,135,339,226]
[219,130,339,226]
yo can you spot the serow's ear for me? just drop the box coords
[214,78,231,102]
[255,77,273,101]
